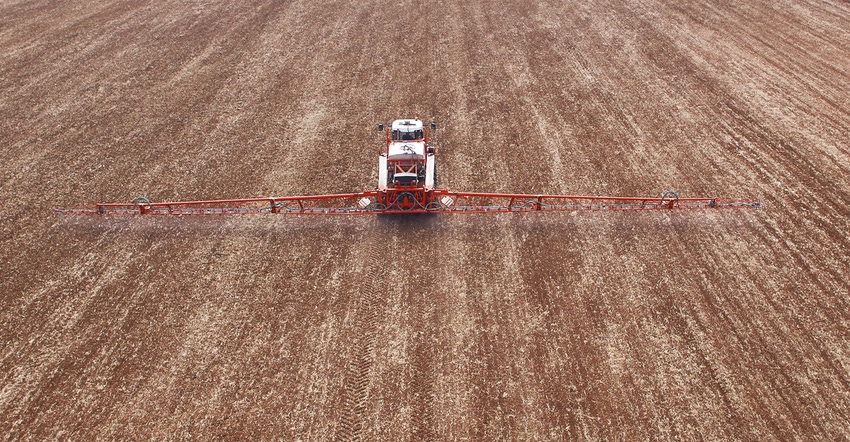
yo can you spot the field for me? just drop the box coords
[2,0,849,439]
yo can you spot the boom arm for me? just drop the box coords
[54,190,759,215]
[431,190,759,213]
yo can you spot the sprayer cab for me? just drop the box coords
[378,119,436,193]
[391,119,424,140]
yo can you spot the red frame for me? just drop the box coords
[54,123,759,216]
[54,190,759,215]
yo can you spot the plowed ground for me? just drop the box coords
[2,0,849,439]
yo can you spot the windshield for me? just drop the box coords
[392,129,423,141]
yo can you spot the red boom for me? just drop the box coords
[54,190,759,215]
[53,119,760,216]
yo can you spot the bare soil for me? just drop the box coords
[2,0,849,439]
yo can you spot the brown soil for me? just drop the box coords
[2,0,849,439]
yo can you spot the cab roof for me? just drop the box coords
[391,119,423,132]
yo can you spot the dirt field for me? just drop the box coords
[2,0,849,439]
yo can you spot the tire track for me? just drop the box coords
[336,238,383,442]
[409,306,436,441]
